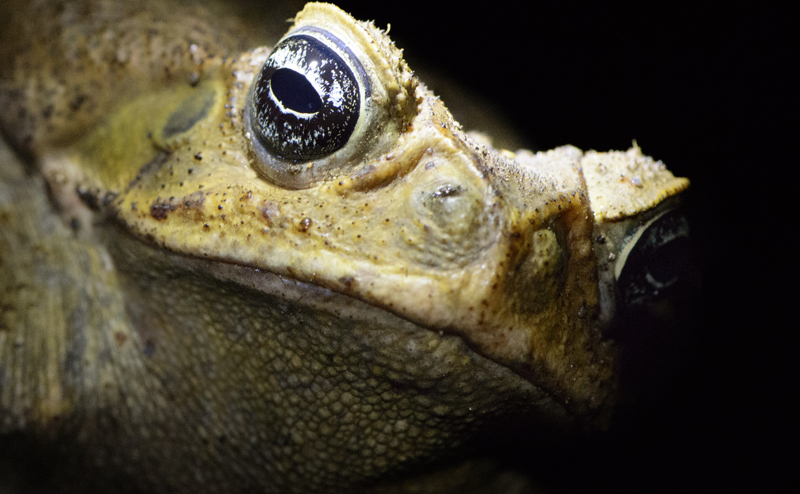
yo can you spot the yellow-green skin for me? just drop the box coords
[0,1,689,492]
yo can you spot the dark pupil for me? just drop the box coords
[270,68,322,114]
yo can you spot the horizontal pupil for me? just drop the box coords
[270,68,322,114]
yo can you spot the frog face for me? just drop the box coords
[0,2,689,491]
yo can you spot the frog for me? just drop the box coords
[0,1,690,492]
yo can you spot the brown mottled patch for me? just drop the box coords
[180,190,205,209]
[161,190,208,221]
[150,199,175,220]
[114,332,128,346]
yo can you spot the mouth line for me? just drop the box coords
[204,254,608,422]
[118,216,615,427]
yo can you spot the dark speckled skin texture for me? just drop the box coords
[0,1,690,492]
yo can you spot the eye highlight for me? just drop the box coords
[251,31,365,161]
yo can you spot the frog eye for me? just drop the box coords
[251,32,365,161]
[247,25,399,189]
[246,8,418,189]
[615,209,691,305]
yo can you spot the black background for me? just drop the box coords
[332,1,793,492]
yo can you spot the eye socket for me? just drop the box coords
[251,31,365,162]
[616,209,691,306]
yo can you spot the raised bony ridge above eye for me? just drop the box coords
[246,3,419,189]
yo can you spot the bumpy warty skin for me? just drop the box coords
[0,1,689,492]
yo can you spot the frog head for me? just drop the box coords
[1,2,690,490]
[50,2,689,420]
